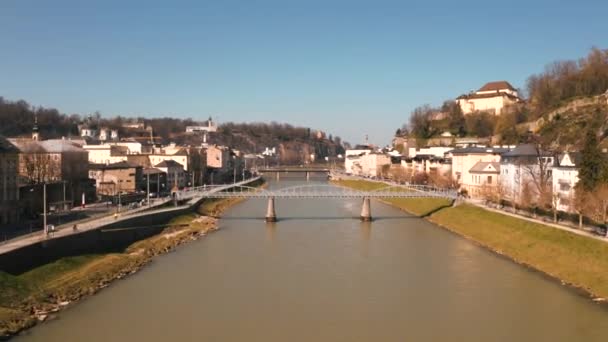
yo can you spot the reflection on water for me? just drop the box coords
[19,180,608,342]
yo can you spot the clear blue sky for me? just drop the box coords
[1,0,606,146]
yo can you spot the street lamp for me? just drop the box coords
[43,183,47,237]
[233,156,237,184]
[116,180,123,213]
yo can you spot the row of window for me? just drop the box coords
[472,175,492,185]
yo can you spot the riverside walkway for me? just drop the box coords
[0,177,261,255]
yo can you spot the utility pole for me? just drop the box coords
[62,181,66,211]
[157,173,160,198]
[43,183,47,237]
[117,180,122,213]
[146,173,150,207]
[243,158,247,181]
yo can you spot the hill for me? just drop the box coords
[0,97,346,164]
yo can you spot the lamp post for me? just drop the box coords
[243,158,247,181]
[146,173,150,207]
[116,180,122,213]
[62,180,66,211]
[43,183,47,237]
[233,156,237,184]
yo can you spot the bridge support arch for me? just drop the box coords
[360,197,372,222]
[266,197,277,222]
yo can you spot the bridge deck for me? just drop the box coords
[175,183,457,200]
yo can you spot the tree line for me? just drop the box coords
[0,97,346,159]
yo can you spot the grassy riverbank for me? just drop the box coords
[332,179,608,300]
[0,181,263,338]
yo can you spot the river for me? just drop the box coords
[17,180,608,341]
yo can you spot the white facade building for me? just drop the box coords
[468,161,501,198]
[407,146,453,159]
[552,152,580,212]
[451,146,510,198]
[83,144,128,164]
[344,148,372,175]
[359,153,391,177]
[456,81,521,115]
[99,128,119,141]
[500,144,554,204]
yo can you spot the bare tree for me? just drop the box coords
[571,189,588,229]
[22,152,60,184]
[522,141,554,211]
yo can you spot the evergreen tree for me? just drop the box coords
[577,127,606,191]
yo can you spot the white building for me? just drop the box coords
[468,161,501,198]
[407,146,453,159]
[83,144,128,164]
[451,146,510,197]
[500,144,554,205]
[344,148,372,175]
[552,152,580,212]
[186,117,218,134]
[79,126,97,138]
[401,154,452,177]
[359,153,391,177]
[456,81,521,115]
[99,128,119,141]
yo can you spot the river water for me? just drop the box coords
[18,180,608,341]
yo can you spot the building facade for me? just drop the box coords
[500,144,554,205]
[456,81,521,115]
[552,152,580,212]
[89,161,143,198]
[0,137,20,225]
[451,146,509,197]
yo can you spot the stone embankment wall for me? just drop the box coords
[0,208,190,275]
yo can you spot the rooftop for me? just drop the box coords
[451,146,511,155]
[89,161,142,170]
[0,136,20,153]
[143,167,166,175]
[478,81,516,92]
[501,144,552,157]
[469,161,500,173]
[155,160,184,168]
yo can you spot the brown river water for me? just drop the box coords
[17,180,608,341]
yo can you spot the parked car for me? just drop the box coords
[594,224,607,236]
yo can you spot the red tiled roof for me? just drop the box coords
[478,81,516,92]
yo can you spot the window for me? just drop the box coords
[560,183,570,191]
[487,176,492,184]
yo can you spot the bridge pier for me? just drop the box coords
[276,172,280,181]
[360,197,372,222]
[306,171,310,181]
[266,197,277,222]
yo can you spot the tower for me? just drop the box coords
[32,114,40,141]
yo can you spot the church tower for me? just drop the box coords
[32,114,40,141]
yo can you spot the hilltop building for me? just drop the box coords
[457,81,521,115]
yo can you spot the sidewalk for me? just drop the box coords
[467,200,608,242]
[339,174,608,243]
[0,177,261,255]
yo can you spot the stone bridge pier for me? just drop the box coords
[360,197,372,221]
[266,197,277,222]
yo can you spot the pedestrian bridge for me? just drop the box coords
[175,184,458,222]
